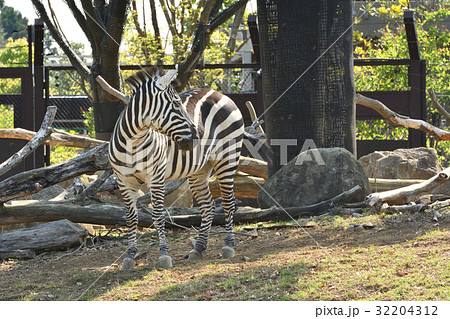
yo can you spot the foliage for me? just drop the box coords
[45,40,91,97]
[0,104,13,129]
[48,129,83,165]
[354,1,450,156]
[0,5,28,40]
[49,145,80,165]
[0,37,29,97]
[0,37,28,129]
[82,107,96,138]
[0,36,28,68]
[123,0,247,92]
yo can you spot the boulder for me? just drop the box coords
[258,148,370,208]
[359,147,442,180]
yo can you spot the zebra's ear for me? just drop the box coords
[156,65,178,90]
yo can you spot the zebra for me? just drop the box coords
[109,66,245,269]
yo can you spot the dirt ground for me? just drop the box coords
[1,209,449,301]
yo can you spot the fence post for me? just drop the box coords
[408,60,427,148]
[33,19,47,167]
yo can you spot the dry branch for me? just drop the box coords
[378,202,426,214]
[0,127,104,149]
[0,106,57,177]
[356,93,450,140]
[365,167,450,206]
[0,143,110,204]
[96,75,130,104]
[245,101,265,135]
[428,88,450,123]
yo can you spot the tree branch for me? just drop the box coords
[80,0,105,54]
[428,88,450,124]
[356,93,450,140]
[31,0,91,80]
[365,167,450,206]
[177,0,249,90]
[65,0,95,48]
[0,127,104,149]
[0,143,110,204]
[0,106,57,177]
[95,75,130,104]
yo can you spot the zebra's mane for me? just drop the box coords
[125,66,161,93]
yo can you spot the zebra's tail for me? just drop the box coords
[243,127,273,166]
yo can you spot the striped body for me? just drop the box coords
[109,67,244,268]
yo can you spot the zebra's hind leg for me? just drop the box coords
[215,163,239,259]
[118,182,140,270]
[187,168,215,261]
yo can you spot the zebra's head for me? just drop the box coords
[126,66,197,151]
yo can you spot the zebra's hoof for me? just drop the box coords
[121,257,136,270]
[159,255,173,268]
[187,249,202,261]
[222,246,235,259]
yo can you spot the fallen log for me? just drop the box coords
[0,219,88,254]
[356,93,450,141]
[0,127,104,149]
[0,249,36,260]
[0,143,110,204]
[238,156,268,180]
[378,202,426,214]
[369,178,425,192]
[210,174,265,198]
[365,167,450,206]
[0,185,361,227]
[0,105,57,177]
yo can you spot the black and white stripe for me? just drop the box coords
[109,67,244,268]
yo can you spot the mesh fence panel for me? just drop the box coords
[257,0,355,175]
[184,68,257,93]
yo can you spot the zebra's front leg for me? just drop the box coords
[118,184,140,270]
[150,183,173,268]
[216,168,239,259]
[187,172,215,261]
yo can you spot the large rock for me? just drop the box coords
[359,147,442,179]
[258,148,370,208]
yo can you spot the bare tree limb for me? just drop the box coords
[96,75,130,104]
[0,128,104,149]
[356,93,450,140]
[428,88,450,123]
[177,0,249,90]
[0,143,110,204]
[32,0,91,80]
[365,167,450,206]
[149,0,164,63]
[0,106,57,177]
